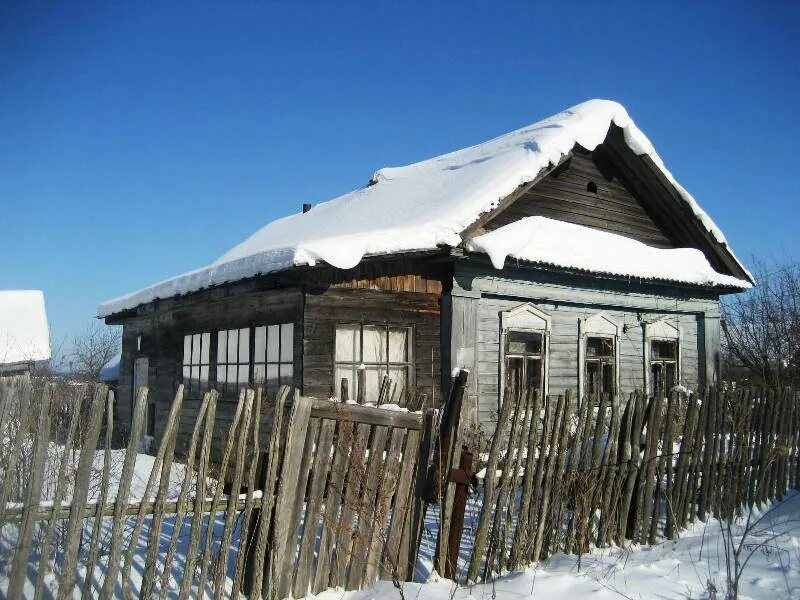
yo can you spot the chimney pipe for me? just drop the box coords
[302,203,312,214]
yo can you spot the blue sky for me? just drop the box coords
[2,1,799,351]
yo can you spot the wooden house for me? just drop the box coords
[99,100,752,450]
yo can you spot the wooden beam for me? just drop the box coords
[460,153,572,240]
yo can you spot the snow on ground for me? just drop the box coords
[329,493,800,600]
[467,216,750,289]
[98,99,752,318]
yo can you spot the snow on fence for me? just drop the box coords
[450,385,800,583]
[0,375,433,599]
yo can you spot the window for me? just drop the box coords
[217,328,250,396]
[334,324,412,405]
[253,323,294,399]
[504,330,545,397]
[650,339,678,397]
[182,333,210,396]
[585,336,615,399]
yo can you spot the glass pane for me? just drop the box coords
[191,334,200,364]
[602,362,614,395]
[201,332,210,364]
[183,365,190,382]
[267,325,280,362]
[335,325,360,363]
[280,323,293,362]
[238,365,249,386]
[217,365,227,385]
[363,366,384,402]
[587,336,613,358]
[652,363,664,397]
[238,328,250,363]
[335,367,354,400]
[506,331,542,355]
[505,356,524,394]
[254,326,266,363]
[227,329,238,363]
[666,363,676,391]
[652,340,677,360]
[253,364,266,386]
[227,365,237,387]
[526,357,543,394]
[183,335,191,365]
[388,327,409,363]
[387,366,408,405]
[200,366,209,388]
[266,364,280,389]
[586,360,600,397]
[218,332,227,366]
[190,366,199,390]
[362,326,386,363]
[279,363,293,386]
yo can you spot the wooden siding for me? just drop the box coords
[303,287,442,408]
[451,260,720,430]
[484,149,674,247]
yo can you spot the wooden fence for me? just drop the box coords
[2,373,799,597]
[0,375,436,599]
[450,385,800,583]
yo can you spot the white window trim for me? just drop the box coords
[643,317,682,396]
[578,312,621,405]
[499,303,551,410]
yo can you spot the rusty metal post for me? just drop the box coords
[445,448,473,579]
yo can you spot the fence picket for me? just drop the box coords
[82,389,115,597]
[213,389,255,598]
[231,388,263,600]
[195,388,247,599]
[178,390,218,600]
[33,386,85,600]
[56,385,106,600]
[8,384,53,600]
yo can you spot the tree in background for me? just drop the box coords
[70,322,121,381]
[722,258,800,387]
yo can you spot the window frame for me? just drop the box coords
[643,318,681,397]
[252,323,295,400]
[499,303,551,411]
[182,332,211,397]
[578,312,621,405]
[333,322,415,405]
[180,322,296,400]
[216,327,252,398]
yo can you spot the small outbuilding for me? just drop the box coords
[99,99,753,451]
[0,290,51,376]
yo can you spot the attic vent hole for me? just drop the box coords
[587,181,598,193]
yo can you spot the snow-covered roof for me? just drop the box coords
[467,217,750,289]
[100,352,121,382]
[0,291,51,365]
[99,99,749,317]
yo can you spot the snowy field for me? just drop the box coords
[2,446,799,599]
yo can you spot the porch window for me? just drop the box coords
[217,328,250,396]
[504,330,545,397]
[650,339,678,397]
[253,323,294,399]
[334,324,413,405]
[585,336,615,399]
[182,332,210,396]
